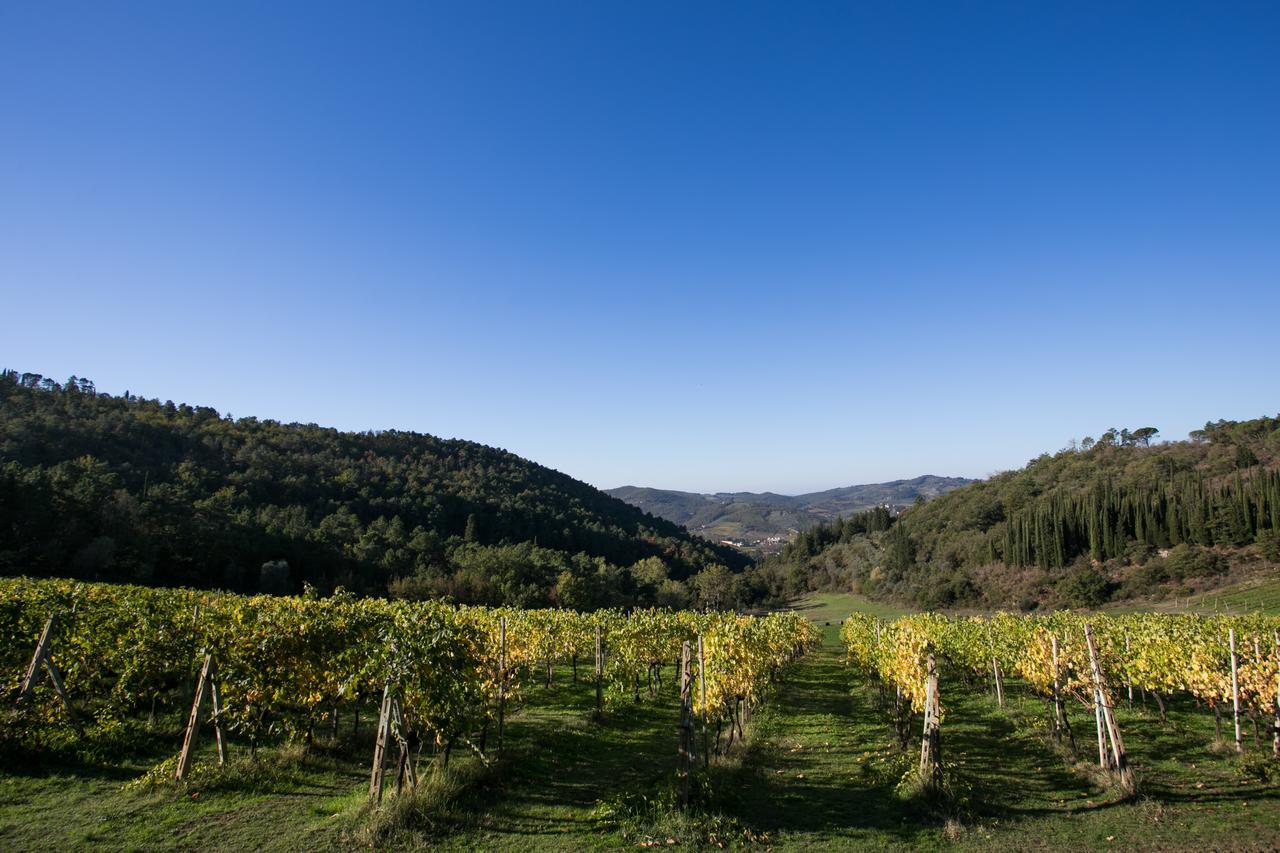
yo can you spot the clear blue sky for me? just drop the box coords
[3,2,1278,494]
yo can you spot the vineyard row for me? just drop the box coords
[2,577,819,797]
[842,610,1280,790]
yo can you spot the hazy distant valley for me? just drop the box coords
[607,475,974,552]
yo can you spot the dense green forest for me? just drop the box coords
[0,371,749,608]
[753,418,1280,610]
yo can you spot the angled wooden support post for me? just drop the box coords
[389,693,415,793]
[208,657,227,766]
[991,656,1005,708]
[369,683,394,803]
[19,614,58,700]
[1084,624,1132,792]
[18,613,81,730]
[176,652,223,781]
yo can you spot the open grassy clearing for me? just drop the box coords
[779,592,910,624]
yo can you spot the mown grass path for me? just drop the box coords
[717,631,927,849]
[712,614,1280,851]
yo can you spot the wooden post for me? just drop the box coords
[992,656,1005,708]
[1123,631,1134,709]
[698,635,709,769]
[1051,635,1064,740]
[390,695,415,793]
[1050,635,1076,749]
[1229,628,1243,753]
[19,614,58,699]
[497,617,507,751]
[1084,624,1132,791]
[208,658,226,765]
[369,684,394,802]
[1093,686,1110,769]
[176,653,214,782]
[677,641,693,808]
[1273,631,1279,759]
[918,652,942,790]
[18,613,80,728]
[594,623,604,718]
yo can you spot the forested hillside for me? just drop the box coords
[0,371,747,607]
[754,419,1280,610]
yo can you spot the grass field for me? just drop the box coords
[778,592,910,624]
[1167,575,1280,616]
[1108,574,1280,617]
[3,594,1279,850]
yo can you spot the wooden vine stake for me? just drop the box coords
[389,692,416,793]
[918,652,942,791]
[1092,683,1110,770]
[497,617,507,751]
[1052,635,1076,749]
[992,655,1005,708]
[369,684,394,802]
[593,623,604,719]
[176,652,226,782]
[17,613,80,731]
[677,641,693,808]
[1228,628,1242,754]
[1050,635,1064,738]
[1273,631,1279,759]
[986,625,1004,708]
[698,634,709,769]
[367,684,415,803]
[1083,624,1133,793]
[1123,630,1134,708]
[1050,635,1072,747]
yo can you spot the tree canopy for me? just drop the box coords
[0,370,748,607]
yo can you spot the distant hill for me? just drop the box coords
[0,370,747,607]
[607,476,974,550]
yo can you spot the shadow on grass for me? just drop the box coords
[435,668,686,838]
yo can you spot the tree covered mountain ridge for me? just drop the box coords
[754,417,1280,610]
[0,370,748,608]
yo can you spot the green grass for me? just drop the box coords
[1174,574,1280,616]
[1110,574,1280,616]
[0,745,365,851]
[781,592,911,624]
[4,627,1279,850]
[704,633,1280,850]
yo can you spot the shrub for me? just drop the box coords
[1163,545,1226,580]
[1056,564,1112,607]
